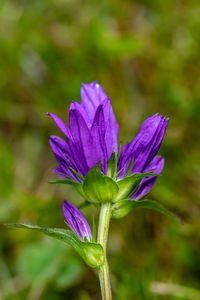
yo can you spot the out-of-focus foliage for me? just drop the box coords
[0,0,200,299]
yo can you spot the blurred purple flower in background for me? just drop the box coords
[48,81,168,200]
[62,200,92,241]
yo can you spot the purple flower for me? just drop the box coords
[62,200,92,241]
[117,113,168,199]
[48,81,119,181]
[48,81,168,200]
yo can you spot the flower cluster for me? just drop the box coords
[48,81,168,239]
[6,80,179,300]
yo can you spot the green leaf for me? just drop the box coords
[49,180,85,198]
[4,223,82,246]
[115,172,159,202]
[4,223,104,268]
[112,199,182,223]
[83,164,119,204]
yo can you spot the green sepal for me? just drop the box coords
[116,161,132,178]
[69,167,84,181]
[107,152,117,178]
[112,199,182,224]
[49,179,85,198]
[125,157,134,177]
[83,164,119,204]
[3,223,104,268]
[114,172,160,202]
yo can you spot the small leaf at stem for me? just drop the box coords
[49,180,85,198]
[112,199,182,224]
[115,172,160,202]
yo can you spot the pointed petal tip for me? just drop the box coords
[62,200,69,208]
[149,113,169,130]
[158,113,169,122]
[81,81,104,92]
[47,112,55,118]
[155,155,165,163]
[153,113,169,120]
[49,135,66,145]
[49,135,56,140]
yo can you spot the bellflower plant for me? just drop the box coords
[5,82,181,300]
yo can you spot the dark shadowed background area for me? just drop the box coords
[0,0,200,299]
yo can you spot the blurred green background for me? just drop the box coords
[0,0,200,299]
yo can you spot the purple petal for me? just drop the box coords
[62,200,92,241]
[90,99,119,173]
[132,156,164,200]
[81,81,108,122]
[53,166,68,179]
[47,113,88,176]
[49,136,70,157]
[47,113,71,140]
[91,104,107,173]
[69,101,91,128]
[103,99,119,158]
[49,136,82,182]
[118,114,168,178]
[69,108,100,171]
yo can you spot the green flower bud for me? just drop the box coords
[112,199,135,219]
[83,164,119,204]
[81,242,105,268]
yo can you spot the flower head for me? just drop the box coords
[62,200,92,241]
[117,113,168,199]
[48,81,168,200]
[48,81,119,181]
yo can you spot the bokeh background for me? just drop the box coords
[0,0,200,299]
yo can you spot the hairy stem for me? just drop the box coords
[97,202,112,300]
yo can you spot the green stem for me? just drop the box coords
[97,202,112,300]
